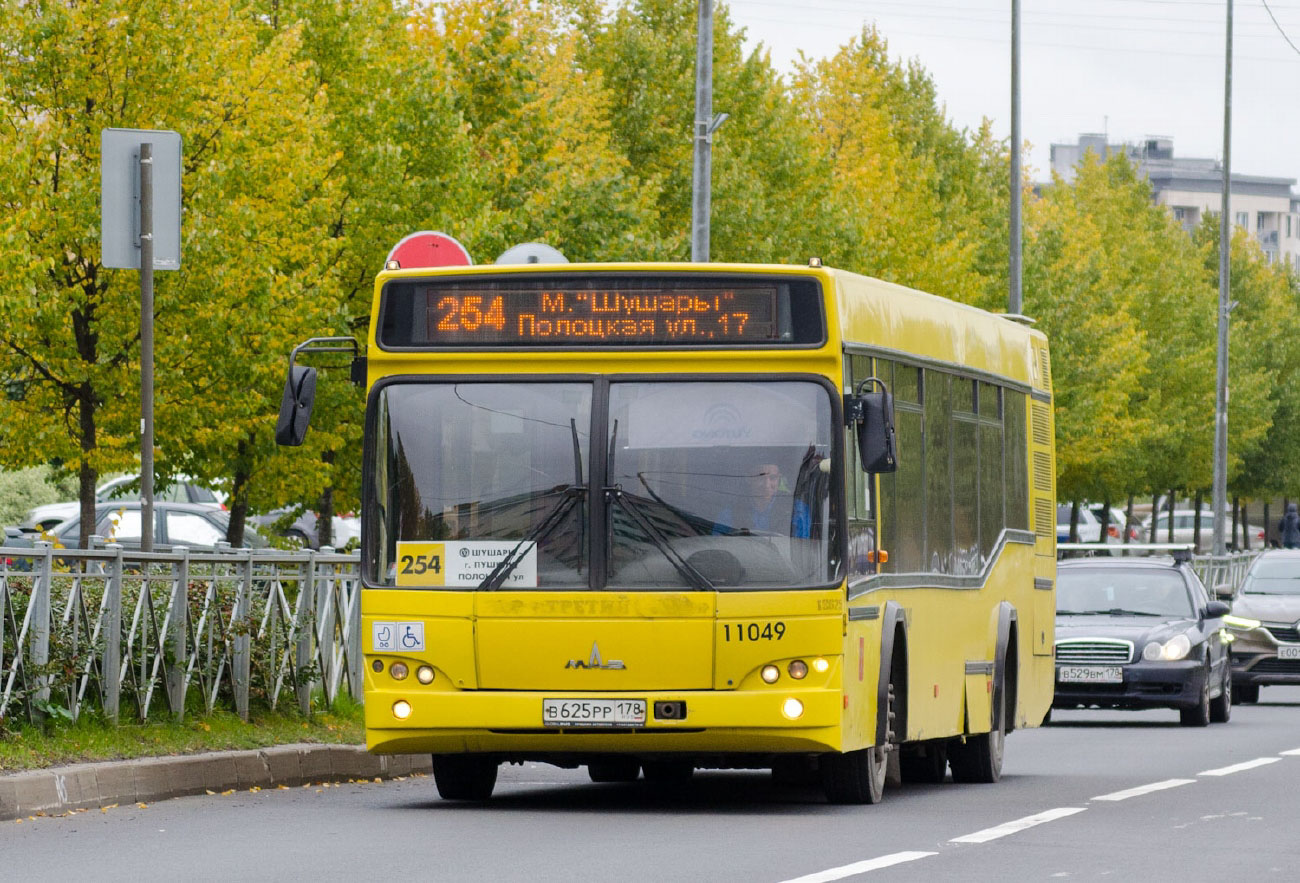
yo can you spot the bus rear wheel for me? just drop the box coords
[950,684,1005,784]
[588,758,641,783]
[898,741,949,784]
[432,755,498,800]
[641,760,693,785]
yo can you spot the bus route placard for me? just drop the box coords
[418,285,779,345]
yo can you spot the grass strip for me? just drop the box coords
[0,696,364,774]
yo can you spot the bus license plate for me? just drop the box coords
[543,699,647,727]
[1277,645,1300,660]
[1057,666,1122,684]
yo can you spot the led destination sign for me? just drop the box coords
[378,276,825,348]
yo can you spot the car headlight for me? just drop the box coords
[1222,614,1261,630]
[1142,633,1192,662]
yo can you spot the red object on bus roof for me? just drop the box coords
[385,231,473,269]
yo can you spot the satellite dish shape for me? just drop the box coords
[385,231,473,269]
[495,242,569,265]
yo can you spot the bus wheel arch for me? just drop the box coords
[951,603,1015,784]
[877,601,908,748]
[821,602,906,805]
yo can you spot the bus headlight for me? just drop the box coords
[788,660,808,679]
[1142,633,1192,662]
[416,665,435,684]
[392,700,412,720]
[390,661,409,680]
[761,664,781,684]
[811,657,829,673]
[782,698,804,719]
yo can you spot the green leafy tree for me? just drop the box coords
[1022,154,1156,505]
[0,1,339,545]
[413,0,664,262]
[1194,220,1300,502]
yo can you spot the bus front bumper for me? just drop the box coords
[365,687,845,756]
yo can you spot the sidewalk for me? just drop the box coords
[0,744,432,821]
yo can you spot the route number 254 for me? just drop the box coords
[399,553,442,576]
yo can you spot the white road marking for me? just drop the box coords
[1198,757,1281,777]
[950,807,1086,844]
[1092,778,1196,802]
[1280,748,1300,756]
[778,851,937,882]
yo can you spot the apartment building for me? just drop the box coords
[1050,134,1300,268]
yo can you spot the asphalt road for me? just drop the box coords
[8,688,1300,881]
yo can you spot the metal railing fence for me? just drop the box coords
[1191,551,1261,594]
[0,541,361,726]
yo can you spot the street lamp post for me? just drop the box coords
[1212,0,1233,556]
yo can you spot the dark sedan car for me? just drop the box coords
[49,501,265,552]
[1054,552,1232,726]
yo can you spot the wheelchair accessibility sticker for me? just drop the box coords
[372,621,425,653]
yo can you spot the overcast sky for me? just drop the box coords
[723,0,1300,185]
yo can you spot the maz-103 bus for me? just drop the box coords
[277,254,1057,804]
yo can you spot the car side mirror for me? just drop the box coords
[1212,583,1234,601]
[1204,600,1231,619]
[847,378,897,474]
[275,364,317,447]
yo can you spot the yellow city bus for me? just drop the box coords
[276,256,1056,804]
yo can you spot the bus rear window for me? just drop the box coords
[378,274,825,348]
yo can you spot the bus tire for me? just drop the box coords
[588,758,641,783]
[432,755,498,800]
[898,741,949,784]
[823,676,895,804]
[949,685,1005,784]
[642,760,693,785]
[821,745,887,804]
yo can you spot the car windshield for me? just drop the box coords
[365,379,838,590]
[1057,568,1194,617]
[1242,558,1300,595]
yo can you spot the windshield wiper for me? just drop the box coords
[478,485,586,591]
[606,486,714,591]
[1075,608,1166,617]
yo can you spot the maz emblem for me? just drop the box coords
[565,641,626,670]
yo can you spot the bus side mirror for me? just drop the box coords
[275,364,317,446]
[847,379,897,474]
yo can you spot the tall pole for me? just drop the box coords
[1009,0,1022,314]
[1212,0,1233,556]
[691,0,714,262]
[140,143,155,552]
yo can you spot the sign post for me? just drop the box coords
[102,129,182,551]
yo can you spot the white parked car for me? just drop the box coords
[1056,504,1139,544]
[1142,509,1265,547]
[22,475,225,532]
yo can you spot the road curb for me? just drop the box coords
[0,744,431,821]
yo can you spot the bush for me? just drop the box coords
[0,466,75,526]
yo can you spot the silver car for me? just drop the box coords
[1223,549,1300,703]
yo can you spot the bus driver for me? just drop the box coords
[714,463,811,538]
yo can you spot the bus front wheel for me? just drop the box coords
[432,755,498,800]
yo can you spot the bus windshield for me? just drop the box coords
[366,379,838,590]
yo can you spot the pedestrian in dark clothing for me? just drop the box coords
[1279,503,1300,549]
